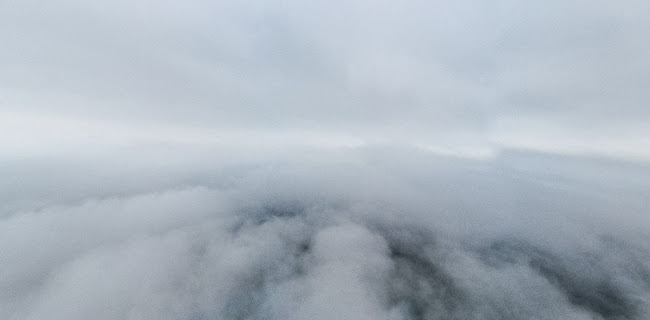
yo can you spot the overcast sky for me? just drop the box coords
[3,2,650,319]
[2,0,649,159]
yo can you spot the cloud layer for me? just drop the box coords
[2,1,650,319]
[2,146,650,319]
[2,0,649,157]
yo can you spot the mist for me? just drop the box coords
[2,0,650,319]
[2,145,649,319]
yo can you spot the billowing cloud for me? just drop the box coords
[2,1,650,319]
[2,146,650,319]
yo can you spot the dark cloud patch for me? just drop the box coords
[482,238,641,319]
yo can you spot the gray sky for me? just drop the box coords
[3,2,650,318]
[2,0,649,159]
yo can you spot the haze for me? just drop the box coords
[1,1,649,319]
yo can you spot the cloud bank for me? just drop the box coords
[2,146,650,320]
[2,0,650,319]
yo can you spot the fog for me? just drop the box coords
[2,0,650,319]
[1,145,649,319]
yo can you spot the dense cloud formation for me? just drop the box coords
[2,147,650,319]
[2,0,650,319]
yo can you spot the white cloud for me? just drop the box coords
[1,146,650,319]
[2,1,650,319]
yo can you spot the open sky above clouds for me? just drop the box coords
[2,0,650,159]
[2,1,650,320]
